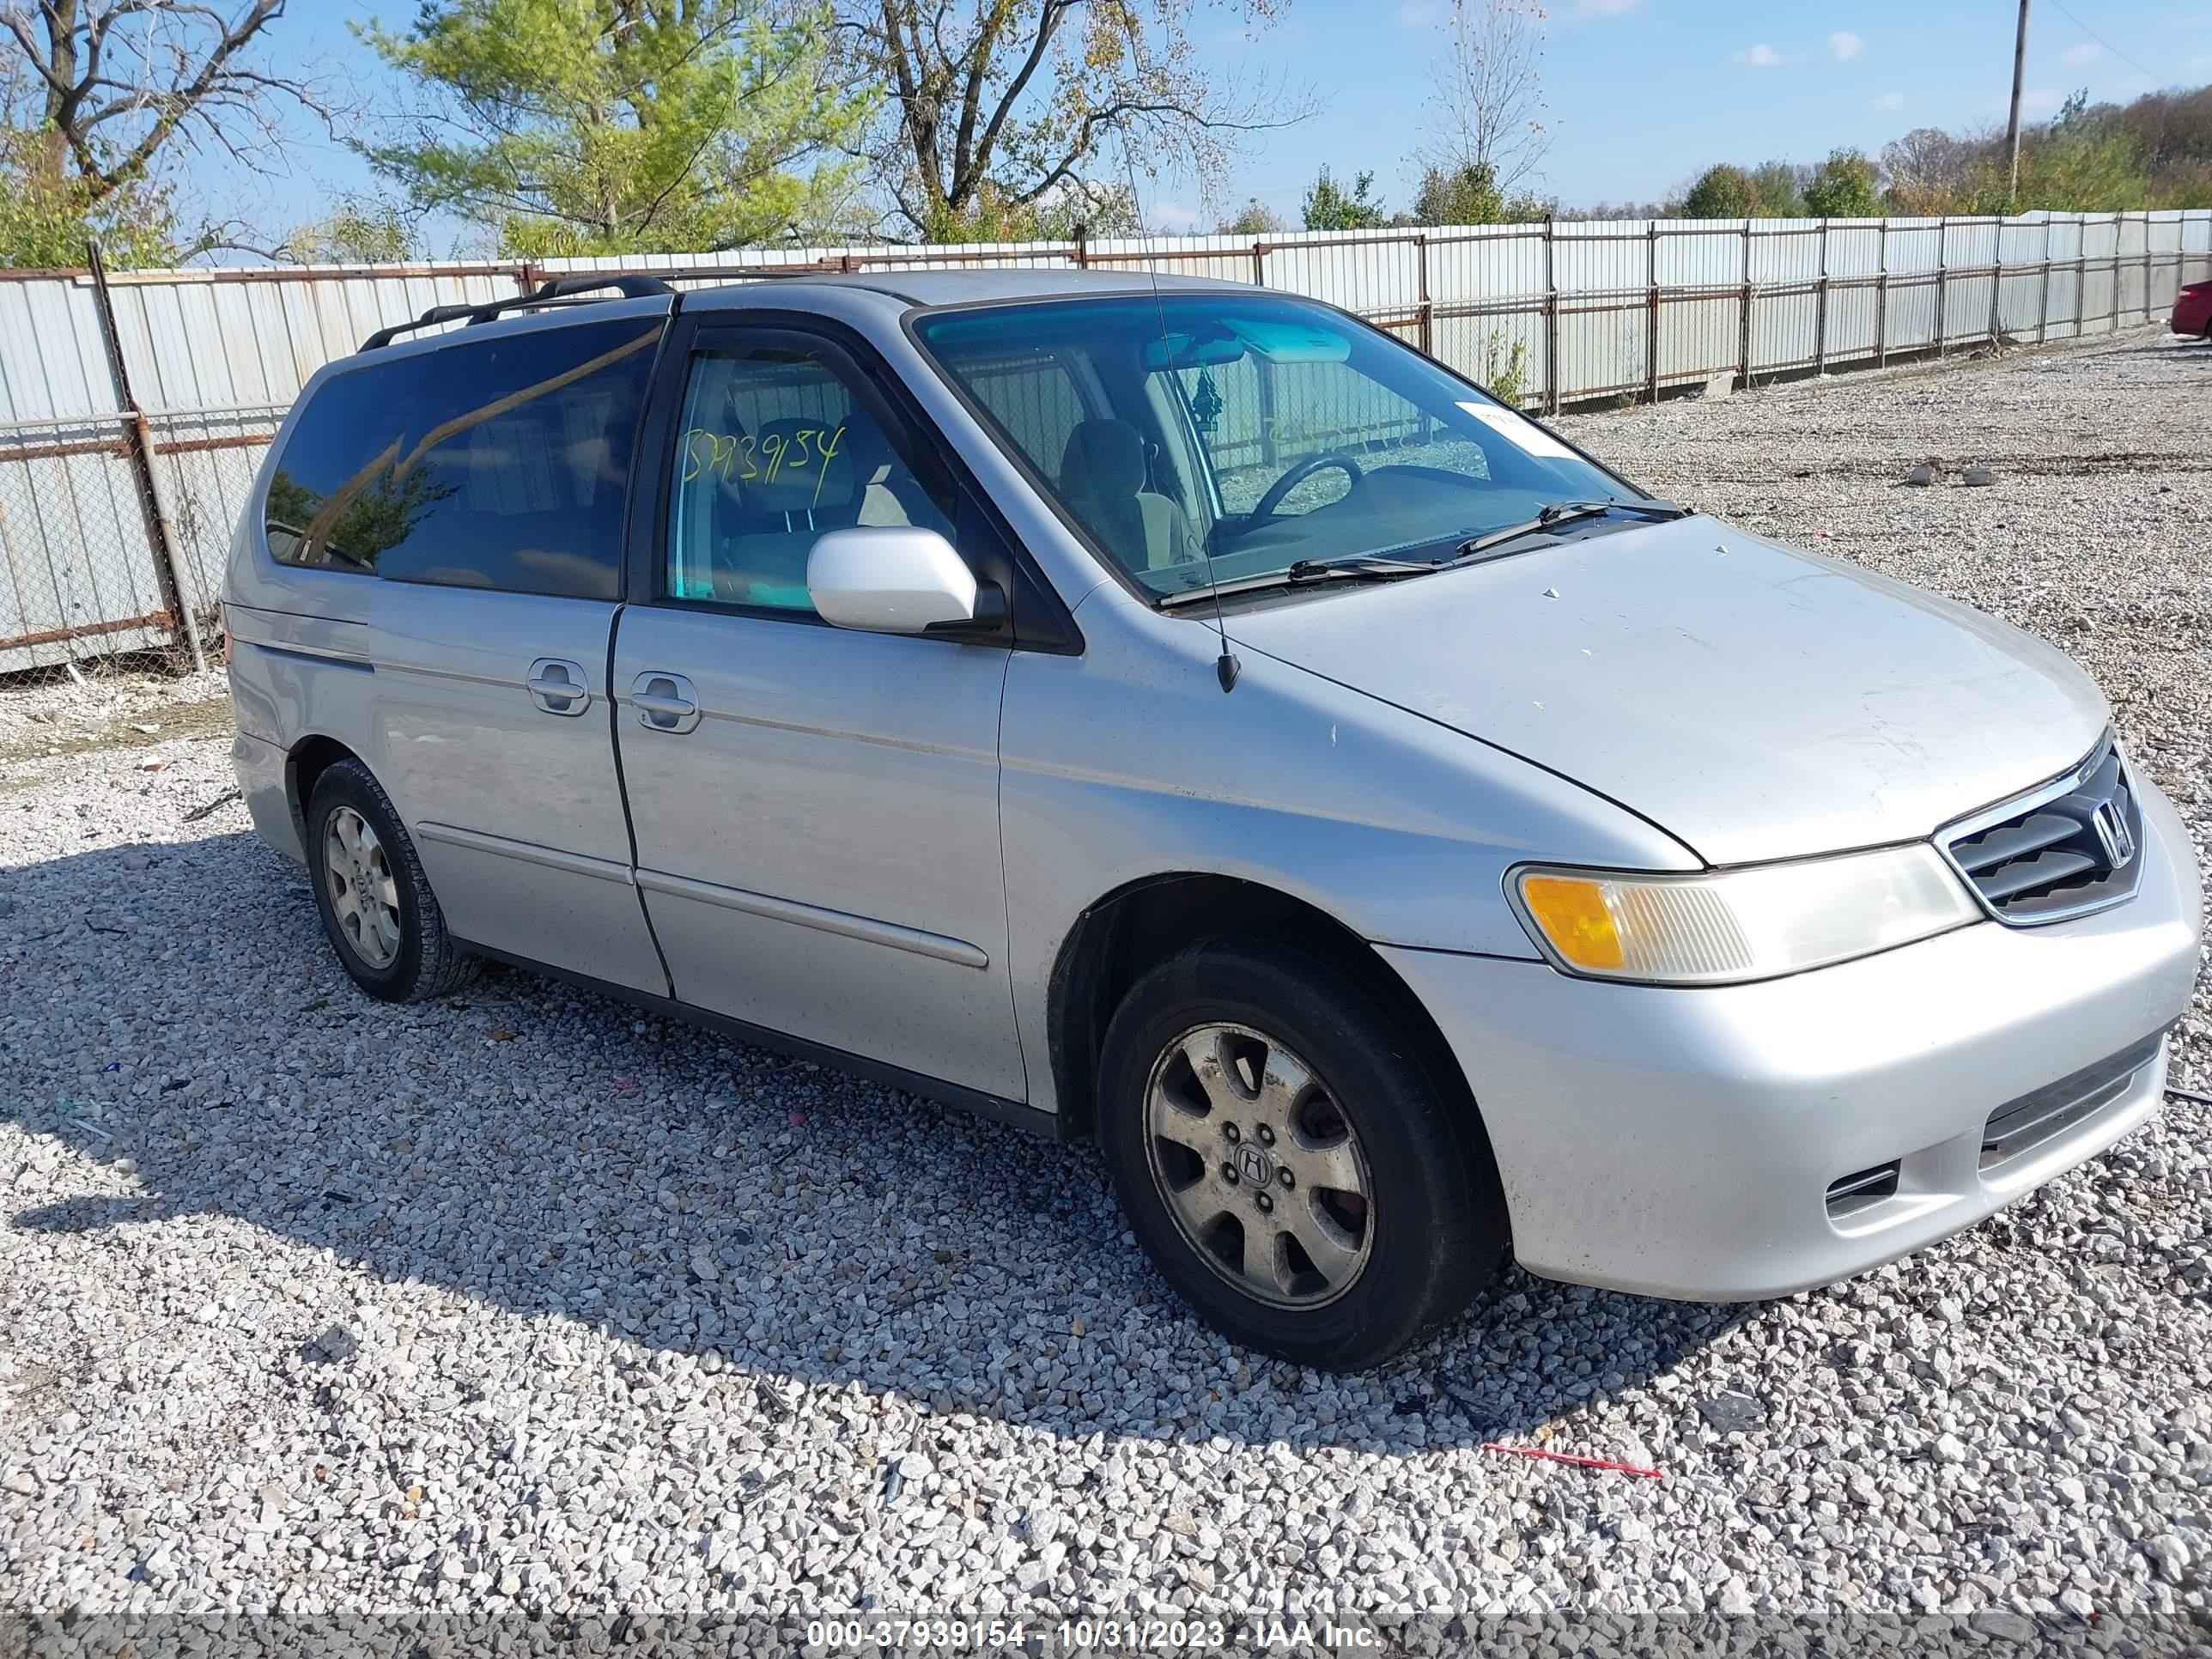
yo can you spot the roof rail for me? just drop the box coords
[357,274,676,352]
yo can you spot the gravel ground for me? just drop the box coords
[3,329,2211,1644]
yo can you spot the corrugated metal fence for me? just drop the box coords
[4,209,2209,673]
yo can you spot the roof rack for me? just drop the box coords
[357,274,676,352]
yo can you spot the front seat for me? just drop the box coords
[1058,419,1200,573]
[712,416,860,608]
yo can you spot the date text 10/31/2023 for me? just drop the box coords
[805,1618,1384,1650]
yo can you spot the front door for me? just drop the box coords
[611,324,1024,1099]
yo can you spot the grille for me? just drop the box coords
[1980,1033,2164,1172]
[1825,1161,1901,1221]
[1942,738,2144,924]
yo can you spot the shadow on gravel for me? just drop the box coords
[3,830,1750,1457]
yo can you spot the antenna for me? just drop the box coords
[1143,258,1241,692]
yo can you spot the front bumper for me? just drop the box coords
[1384,773,2203,1301]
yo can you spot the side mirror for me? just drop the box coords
[808,526,990,635]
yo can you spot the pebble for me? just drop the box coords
[2,330,2208,1632]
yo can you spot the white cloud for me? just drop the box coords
[1571,0,1639,15]
[1828,30,1863,60]
[1149,201,1203,234]
[1735,42,1784,66]
[2021,86,2065,118]
[2061,41,2103,66]
[1394,0,1442,25]
[1874,91,1906,111]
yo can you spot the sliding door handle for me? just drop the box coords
[526,658,590,716]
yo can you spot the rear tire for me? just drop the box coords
[306,758,478,1003]
[1097,937,1509,1370]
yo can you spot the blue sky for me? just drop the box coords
[244,0,2198,246]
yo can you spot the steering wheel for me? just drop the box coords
[1249,451,1364,520]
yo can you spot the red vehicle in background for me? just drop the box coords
[2176,279,2212,339]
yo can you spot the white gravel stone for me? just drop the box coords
[2,328,2209,1633]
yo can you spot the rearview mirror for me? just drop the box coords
[808,526,981,635]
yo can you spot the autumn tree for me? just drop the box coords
[845,0,1310,241]
[1879,125,1988,214]
[1,0,329,266]
[361,0,868,256]
[1410,159,1545,226]
[1219,196,1285,234]
[279,198,417,264]
[1419,0,1547,202]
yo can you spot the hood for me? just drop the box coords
[1228,517,2108,866]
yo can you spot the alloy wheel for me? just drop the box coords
[324,805,402,969]
[1142,1022,1376,1309]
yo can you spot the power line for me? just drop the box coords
[2041,0,2166,88]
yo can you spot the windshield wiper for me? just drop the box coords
[1158,553,1441,608]
[1157,498,1691,610]
[1453,497,1690,562]
[1286,554,1440,582]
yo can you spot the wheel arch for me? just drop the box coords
[285,732,362,850]
[1045,872,1485,1148]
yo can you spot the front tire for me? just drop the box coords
[1097,938,1509,1370]
[306,758,477,1003]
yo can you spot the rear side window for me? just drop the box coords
[264,319,661,599]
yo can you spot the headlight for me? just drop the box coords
[1510,843,1981,985]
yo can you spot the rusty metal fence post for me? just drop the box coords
[1415,234,1433,356]
[1737,221,1754,388]
[87,240,208,673]
[1933,216,1949,355]
[1644,222,1660,404]
[2039,217,2054,343]
[1875,220,1889,367]
[1544,217,1562,415]
[1813,221,1830,374]
[1988,218,2003,343]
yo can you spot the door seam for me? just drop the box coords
[605,599,678,998]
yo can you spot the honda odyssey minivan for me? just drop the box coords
[225,270,2203,1370]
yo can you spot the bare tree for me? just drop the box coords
[2,0,330,205]
[1419,0,1548,198]
[842,0,1313,240]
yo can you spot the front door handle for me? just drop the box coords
[526,658,590,716]
[629,671,702,734]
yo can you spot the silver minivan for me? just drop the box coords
[226,270,2203,1370]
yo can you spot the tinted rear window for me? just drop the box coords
[264,319,661,599]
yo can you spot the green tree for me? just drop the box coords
[1802,147,1881,216]
[0,125,177,267]
[361,0,869,256]
[2005,91,2149,213]
[1679,163,1758,219]
[279,198,417,264]
[1749,160,1806,217]
[1409,160,1544,225]
[1303,167,1387,230]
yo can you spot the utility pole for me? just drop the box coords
[2006,0,2032,204]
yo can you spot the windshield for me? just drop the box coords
[911,292,1638,602]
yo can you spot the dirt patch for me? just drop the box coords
[0,690,234,769]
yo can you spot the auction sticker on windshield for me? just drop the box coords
[1458,400,1578,459]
